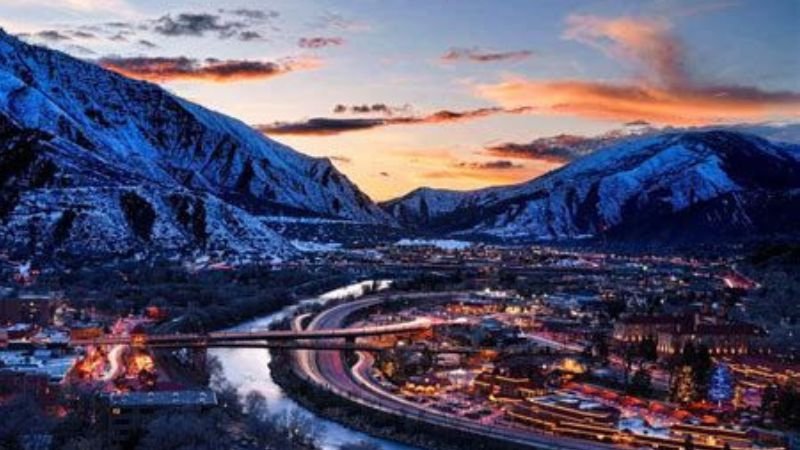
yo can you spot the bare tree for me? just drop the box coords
[137,411,225,450]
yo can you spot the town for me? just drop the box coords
[0,242,797,450]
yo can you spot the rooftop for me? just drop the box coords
[105,390,218,407]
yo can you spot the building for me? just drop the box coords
[471,372,545,400]
[507,393,622,440]
[656,322,765,356]
[102,390,218,446]
[69,322,104,341]
[613,314,693,343]
[613,314,764,356]
[0,350,76,407]
[0,292,60,326]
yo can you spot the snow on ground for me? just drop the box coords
[394,238,472,250]
[318,279,393,301]
[290,240,343,252]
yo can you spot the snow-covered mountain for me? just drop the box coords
[382,131,800,243]
[380,187,472,228]
[0,29,395,259]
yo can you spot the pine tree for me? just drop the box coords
[630,368,653,397]
[708,364,734,405]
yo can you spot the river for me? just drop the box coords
[209,280,419,450]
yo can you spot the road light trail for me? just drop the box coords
[294,292,622,450]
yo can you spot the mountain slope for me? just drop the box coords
[380,187,471,228]
[0,28,393,258]
[382,131,800,243]
[0,29,392,223]
[0,113,296,258]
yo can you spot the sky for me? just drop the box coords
[1,0,798,200]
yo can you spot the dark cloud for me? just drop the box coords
[66,45,96,55]
[257,106,532,136]
[485,133,626,163]
[441,47,533,63]
[311,11,367,31]
[68,30,96,39]
[298,36,344,48]
[238,31,264,41]
[35,30,72,41]
[138,39,157,48]
[625,120,652,127]
[456,160,524,170]
[149,12,277,41]
[109,32,129,42]
[29,10,277,50]
[379,172,390,177]
[333,103,411,116]
[104,21,134,30]
[258,118,386,136]
[153,13,245,38]
[220,8,279,21]
[98,56,319,83]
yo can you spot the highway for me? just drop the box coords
[292,292,622,450]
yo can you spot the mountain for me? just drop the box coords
[0,29,392,259]
[382,131,800,244]
[380,187,472,228]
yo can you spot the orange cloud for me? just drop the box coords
[98,56,320,83]
[392,148,550,188]
[478,79,800,125]
[477,15,800,125]
[563,15,686,87]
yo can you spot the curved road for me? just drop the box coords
[293,292,622,450]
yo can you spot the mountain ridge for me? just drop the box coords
[381,130,800,243]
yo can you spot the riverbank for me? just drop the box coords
[210,280,420,450]
[269,341,535,450]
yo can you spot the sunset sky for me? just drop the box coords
[2,0,798,200]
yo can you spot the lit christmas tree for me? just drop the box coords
[733,385,744,410]
[673,365,695,404]
[708,364,734,405]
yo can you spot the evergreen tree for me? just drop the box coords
[708,364,734,405]
[639,335,658,362]
[629,368,653,397]
[693,345,713,392]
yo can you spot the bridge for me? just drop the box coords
[70,318,441,349]
[142,341,484,354]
